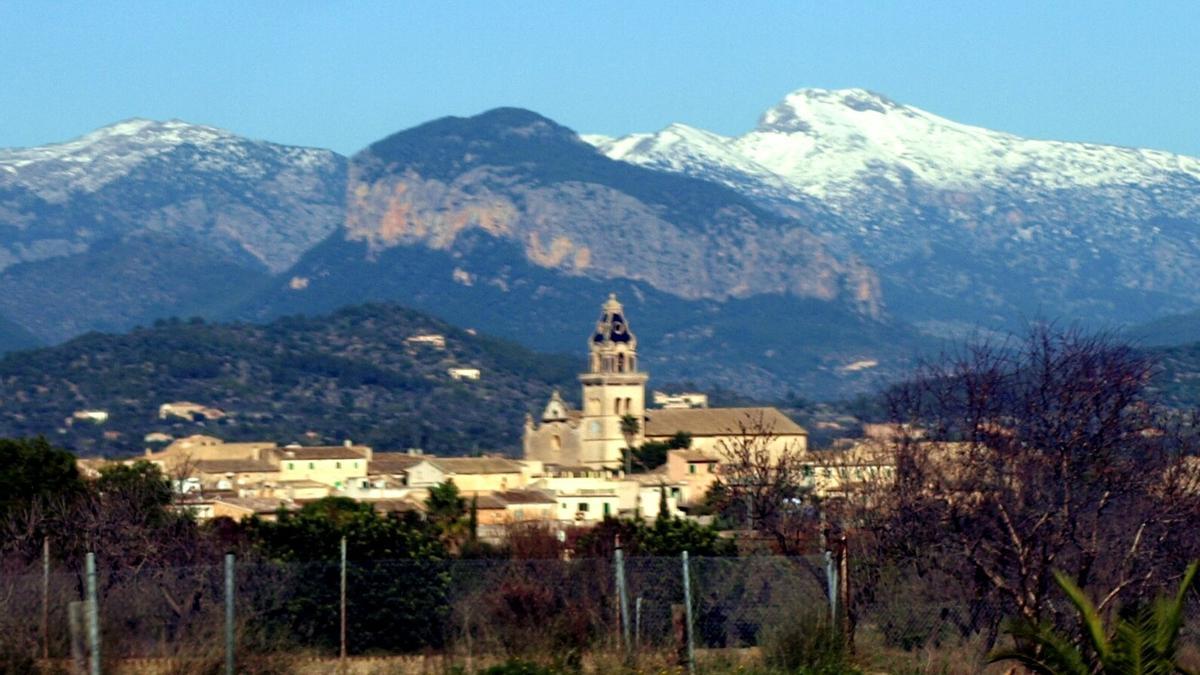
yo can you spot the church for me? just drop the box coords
[523,294,808,470]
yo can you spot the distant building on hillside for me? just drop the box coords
[72,410,109,423]
[448,367,481,381]
[652,391,709,409]
[159,401,225,422]
[405,334,446,349]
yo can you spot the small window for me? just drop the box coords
[603,503,611,517]
[336,462,341,469]
[579,502,590,512]
[309,462,315,470]
[708,464,715,473]
[802,465,814,478]
[288,463,294,470]
[354,462,359,468]
[561,502,567,509]
[670,488,681,498]
[689,464,696,474]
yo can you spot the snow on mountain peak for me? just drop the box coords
[0,119,334,202]
[757,88,904,133]
[593,87,1200,202]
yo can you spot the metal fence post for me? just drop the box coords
[42,537,50,660]
[634,596,642,650]
[824,548,838,621]
[681,550,695,675]
[340,536,348,662]
[615,541,631,652]
[68,601,84,675]
[224,553,235,675]
[85,552,100,675]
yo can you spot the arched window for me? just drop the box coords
[617,353,625,372]
[625,397,633,414]
[614,398,623,414]
[552,435,562,450]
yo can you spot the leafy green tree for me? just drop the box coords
[97,460,173,515]
[990,562,1200,674]
[0,437,83,519]
[627,430,691,473]
[620,413,640,475]
[246,498,449,653]
[425,479,469,547]
[575,516,735,558]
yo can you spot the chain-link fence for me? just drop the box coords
[0,552,1041,673]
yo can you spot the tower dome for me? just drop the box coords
[589,293,638,373]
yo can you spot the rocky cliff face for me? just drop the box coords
[341,108,883,317]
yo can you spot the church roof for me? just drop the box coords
[644,407,807,438]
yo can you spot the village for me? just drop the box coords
[80,294,897,543]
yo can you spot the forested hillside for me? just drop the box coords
[0,304,577,457]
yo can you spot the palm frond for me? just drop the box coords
[1054,568,1113,664]
[989,618,1091,675]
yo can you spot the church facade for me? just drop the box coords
[524,294,808,470]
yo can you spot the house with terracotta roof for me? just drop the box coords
[664,449,722,506]
[473,489,558,526]
[276,444,371,491]
[406,457,528,492]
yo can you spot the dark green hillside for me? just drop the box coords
[0,232,270,343]
[0,313,41,353]
[1125,310,1200,348]
[0,304,576,457]
[236,231,929,399]
[1146,342,1200,409]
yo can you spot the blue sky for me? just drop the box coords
[2,2,1197,156]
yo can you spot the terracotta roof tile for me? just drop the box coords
[644,407,806,437]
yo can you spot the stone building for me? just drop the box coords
[524,293,647,469]
[524,293,807,474]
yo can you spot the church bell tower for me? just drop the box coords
[579,293,648,469]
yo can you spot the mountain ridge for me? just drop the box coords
[589,87,1200,333]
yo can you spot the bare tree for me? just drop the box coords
[865,324,1200,630]
[713,411,814,554]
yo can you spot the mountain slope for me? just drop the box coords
[238,108,923,398]
[590,88,1200,333]
[238,230,924,399]
[0,303,577,457]
[0,119,347,341]
[342,107,880,311]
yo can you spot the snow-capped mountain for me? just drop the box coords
[0,119,346,272]
[589,88,1200,332]
[0,120,347,342]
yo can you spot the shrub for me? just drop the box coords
[477,659,561,675]
[761,610,860,674]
